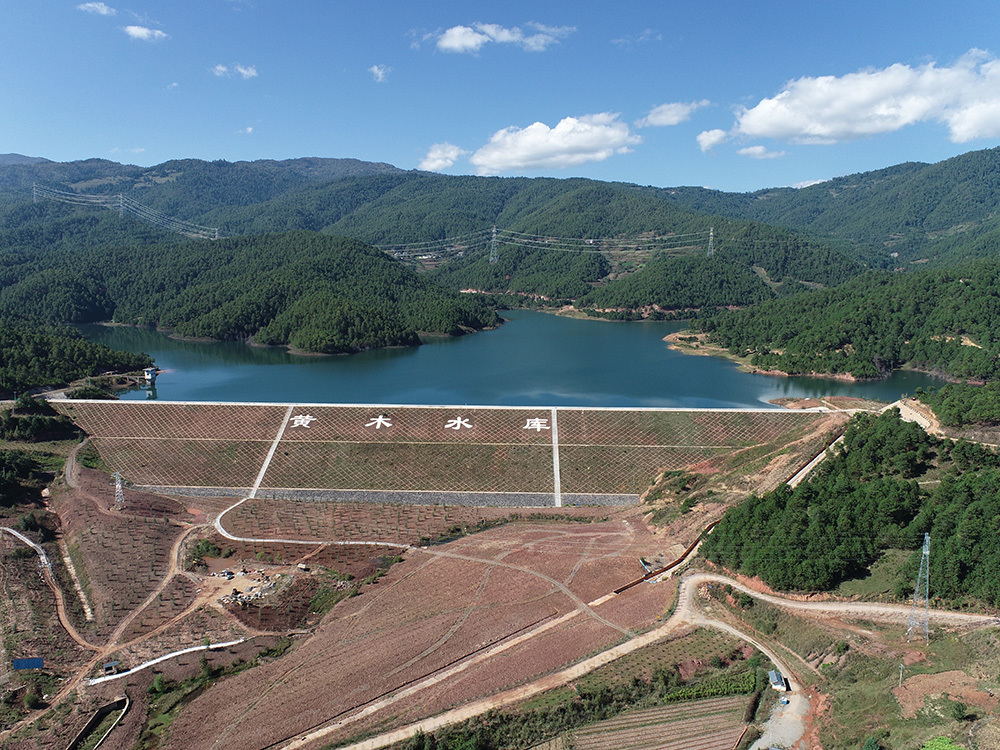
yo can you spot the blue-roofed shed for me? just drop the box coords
[12,658,44,670]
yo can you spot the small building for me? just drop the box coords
[768,669,788,691]
[12,658,43,671]
[102,661,119,676]
[143,367,158,383]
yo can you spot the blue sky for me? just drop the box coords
[3,1,1000,192]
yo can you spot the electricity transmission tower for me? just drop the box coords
[34,183,219,240]
[111,471,126,511]
[707,226,715,257]
[489,224,499,264]
[906,533,931,643]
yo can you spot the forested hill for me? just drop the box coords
[7,148,1000,326]
[695,256,1000,381]
[9,149,1000,275]
[702,409,1000,606]
[0,318,151,394]
[1,158,871,312]
[654,147,1000,267]
[0,231,499,355]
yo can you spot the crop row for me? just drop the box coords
[577,711,739,739]
[119,574,198,643]
[578,629,742,688]
[661,668,756,702]
[53,469,184,637]
[574,725,744,750]
[576,695,745,732]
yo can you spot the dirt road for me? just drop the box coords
[0,526,98,652]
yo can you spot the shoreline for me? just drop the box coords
[662,330,862,382]
[91,320,498,358]
[663,330,966,387]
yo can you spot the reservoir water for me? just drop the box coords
[79,310,947,407]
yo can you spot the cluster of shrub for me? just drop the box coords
[0,394,77,442]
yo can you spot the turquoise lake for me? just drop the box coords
[79,310,947,407]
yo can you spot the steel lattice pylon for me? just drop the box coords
[111,471,125,510]
[488,224,499,264]
[906,533,931,643]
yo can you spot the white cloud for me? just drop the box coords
[436,22,574,54]
[611,28,662,47]
[77,2,115,15]
[369,64,391,83]
[696,129,728,152]
[238,126,253,135]
[737,145,785,159]
[122,25,167,41]
[730,49,1000,144]
[946,96,1000,142]
[636,100,710,128]
[167,82,179,91]
[419,143,469,171]
[438,25,490,53]
[469,113,640,175]
[213,64,257,79]
[520,23,576,52]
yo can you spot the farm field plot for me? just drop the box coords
[578,629,749,689]
[163,516,669,750]
[50,468,191,639]
[569,695,749,750]
[110,605,251,673]
[0,533,90,676]
[52,401,844,503]
[342,614,633,745]
[117,574,199,643]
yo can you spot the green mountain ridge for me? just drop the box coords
[0,231,499,357]
[655,147,1000,267]
[6,147,1000,390]
[1,158,870,314]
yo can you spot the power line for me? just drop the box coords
[499,228,709,241]
[33,184,219,240]
[380,227,712,264]
[32,183,716,259]
[373,228,493,251]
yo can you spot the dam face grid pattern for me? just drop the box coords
[53,401,830,501]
